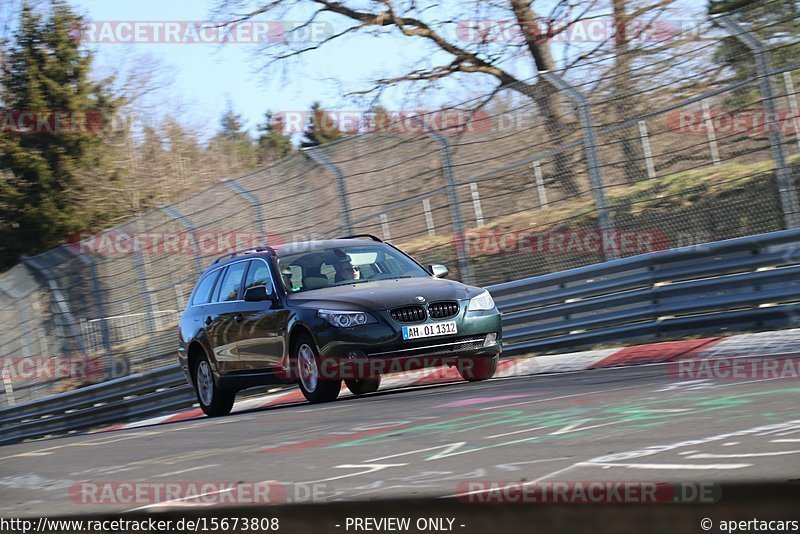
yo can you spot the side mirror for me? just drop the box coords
[429,264,449,278]
[244,285,271,302]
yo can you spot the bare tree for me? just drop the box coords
[216,0,588,193]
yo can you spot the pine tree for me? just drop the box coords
[0,0,121,270]
[208,108,257,173]
[256,111,292,163]
[709,0,800,105]
[300,102,344,147]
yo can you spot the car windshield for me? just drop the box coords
[276,244,429,293]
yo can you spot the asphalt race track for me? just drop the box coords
[1,354,798,517]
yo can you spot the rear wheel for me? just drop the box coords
[193,353,236,416]
[345,377,381,395]
[295,334,341,403]
[457,355,499,382]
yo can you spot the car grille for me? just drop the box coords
[368,336,487,357]
[428,301,460,319]
[390,305,427,323]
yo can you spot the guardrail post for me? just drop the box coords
[540,71,617,260]
[426,131,475,284]
[713,15,800,229]
[304,148,354,235]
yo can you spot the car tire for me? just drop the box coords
[457,354,499,382]
[193,352,236,417]
[295,333,341,403]
[345,377,381,395]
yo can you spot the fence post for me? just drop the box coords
[380,214,391,241]
[422,198,436,236]
[21,255,88,361]
[224,179,265,235]
[469,183,485,227]
[14,299,32,358]
[160,206,203,273]
[1,370,14,407]
[0,283,31,359]
[64,248,113,376]
[637,120,657,179]
[701,100,721,166]
[783,71,800,153]
[425,131,475,284]
[304,148,353,235]
[713,15,800,229]
[540,71,617,259]
[532,161,549,209]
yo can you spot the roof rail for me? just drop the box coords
[213,246,276,264]
[337,234,384,242]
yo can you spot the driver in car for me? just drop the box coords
[334,259,361,282]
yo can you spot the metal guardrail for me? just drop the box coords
[0,364,193,446]
[493,228,800,355]
[2,228,800,446]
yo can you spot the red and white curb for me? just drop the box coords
[95,328,800,434]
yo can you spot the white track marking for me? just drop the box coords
[157,464,220,477]
[485,426,547,439]
[478,384,647,411]
[575,461,751,470]
[686,450,800,459]
[305,464,409,484]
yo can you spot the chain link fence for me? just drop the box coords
[2,7,799,403]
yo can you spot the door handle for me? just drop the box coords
[205,316,213,326]
[234,314,244,323]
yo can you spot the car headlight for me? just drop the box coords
[467,290,495,311]
[318,310,377,328]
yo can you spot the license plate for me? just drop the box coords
[402,321,457,340]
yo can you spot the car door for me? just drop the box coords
[205,261,249,373]
[234,259,287,371]
[184,267,222,359]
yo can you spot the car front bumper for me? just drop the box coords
[312,307,502,378]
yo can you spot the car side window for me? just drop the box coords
[191,270,220,306]
[214,262,248,302]
[243,260,274,295]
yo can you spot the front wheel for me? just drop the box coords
[193,353,236,416]
[345,377,381,395]
[295,334,342,403]
[457,355,499,382]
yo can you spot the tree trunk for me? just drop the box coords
[509,0,579,196]
[613,0,645,184]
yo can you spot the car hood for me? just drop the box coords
[286,276,484,311]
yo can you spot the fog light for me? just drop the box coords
[483,333,497,346]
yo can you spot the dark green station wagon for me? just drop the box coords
[178,235,502,416]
